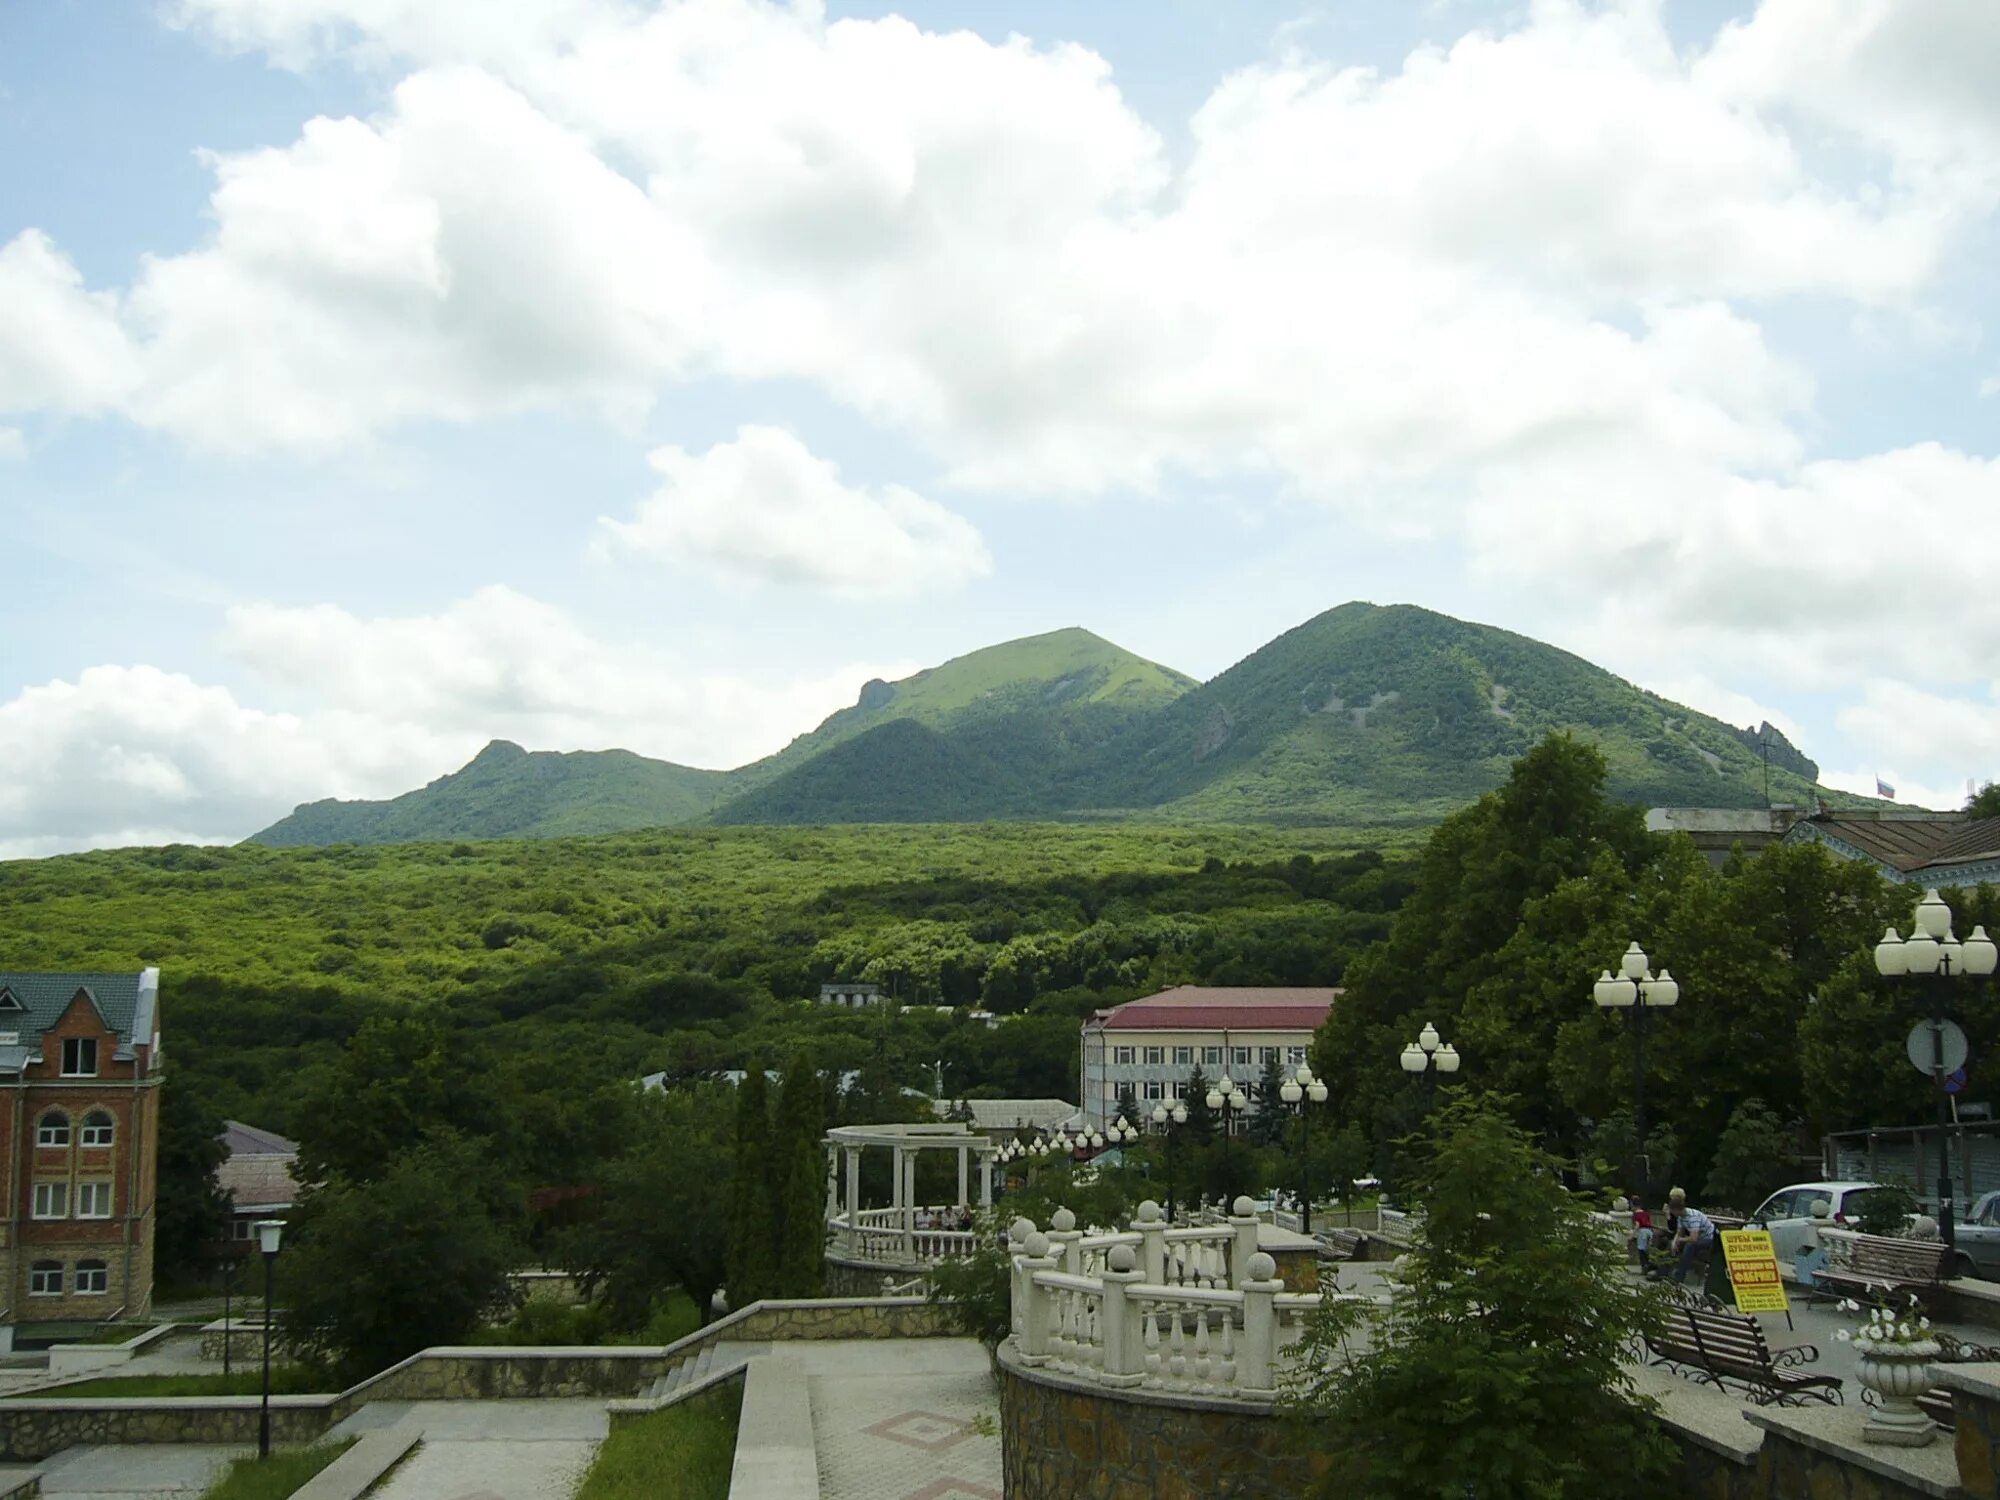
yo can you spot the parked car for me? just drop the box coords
[1745,1181,1911,1276]
[1952,1191,2000,1279]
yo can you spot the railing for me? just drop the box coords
[828,1207,979,1268]
[1007,1197,1351,1403]
[1376,1207,1418,1244]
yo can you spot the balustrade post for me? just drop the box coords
[1134,1200,1167,1285]
[1100,1245,1145,1388]
[1238,1252,1281,1398]
[1007,1217,1036,1340]
[1019,1234,1058,1366]
[1048,1206,1082,1274]
[1227,1195,1261,1290]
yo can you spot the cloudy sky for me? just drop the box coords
[4,0,1999,857]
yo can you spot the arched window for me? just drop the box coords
[75,1260,108,1295]
[28,1261,61,1296]
[36,1111,69,1148]
[80,1111,113,1148]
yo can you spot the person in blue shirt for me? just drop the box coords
[1667,1187,1716,1285]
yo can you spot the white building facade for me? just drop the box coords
[1078,986,1340,1129]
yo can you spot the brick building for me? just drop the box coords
[0,968,162,1347]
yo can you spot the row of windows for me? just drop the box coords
[1121,1080,1283,1104]
[30,1259,109,1296]
[33,1181,113,1219]
[36,1111,115,1149]
[1109,1044,1308,1069]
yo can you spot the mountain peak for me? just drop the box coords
[471,739,528,764]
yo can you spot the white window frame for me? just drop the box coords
[32,1182,68,1220]
[1260,1046,1279,1064]
[1142,1081,1164,1100]
[1232,1047,1251,1067]
[80,1113,113,1149]
[1202,1046,1223,1065]
[75,1260,108,1296]
[76,1181,113,1220]
[36,1113,70,1149]
[1112,1046,1134,1066]
[28,1262,62,1297]
[1143,1046,1164,1066]
[1288,1047,1308,1066]
[1173,1046,1193,1066]
[232,1219,254,1241]
[61,1038,98,1078]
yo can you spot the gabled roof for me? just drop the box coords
[1787,815,2000,875]
[0,969,157,1073]
[1086,986,1341,1033]
[221,1120,298,1157]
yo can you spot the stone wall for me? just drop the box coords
[823,1258,926,1298]
[998,1344,1331,1499]
[731,1299,953,1342]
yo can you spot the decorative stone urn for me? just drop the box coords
[1857,1339,1942,1446]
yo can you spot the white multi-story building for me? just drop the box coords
[1078,986,1341,1128]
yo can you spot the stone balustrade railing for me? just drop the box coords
[828,1206,979,1267]
[1006,1197,1347,1403]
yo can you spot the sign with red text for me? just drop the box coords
[1720,1229,1789,1314]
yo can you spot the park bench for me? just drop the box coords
[1816,1234,1951,1307]
[1644,1301,1842,1407]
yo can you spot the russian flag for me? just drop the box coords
[1876,776,1896,799]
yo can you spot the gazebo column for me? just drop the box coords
[844,1146,861,1255]
[978,1151,993,1208]
[957,1145,969,1209]
[824,1144,839,1223]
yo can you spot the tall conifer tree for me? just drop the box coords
[727,1065,775,1306]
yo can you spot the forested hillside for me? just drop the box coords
[0,822,1412,1141]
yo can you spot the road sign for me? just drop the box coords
[1907,1019,1969,1077]
[1719,1229,1790,1315]
[1947,1067,1969,1095]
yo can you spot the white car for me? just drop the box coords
[1745,1181,1907,1275]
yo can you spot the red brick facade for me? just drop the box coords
[0,992,160,1324]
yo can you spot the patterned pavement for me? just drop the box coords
[798,1339,1003,1500]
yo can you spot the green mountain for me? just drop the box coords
[251,740,732,846]
[247,604,1834,844]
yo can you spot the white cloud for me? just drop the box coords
[598,426,989,596]
[0,588,912,851]
[0,231,141,418]
[1981,375,2000,398]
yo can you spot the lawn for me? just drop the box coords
[573,1379,742,1500]
[38,1366,329,1398]
[68,1323,162,1345]
[198,1439,355,1499]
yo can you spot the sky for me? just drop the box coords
[4,0,2000,857]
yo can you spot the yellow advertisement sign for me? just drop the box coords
[1720,1229,1790,1314]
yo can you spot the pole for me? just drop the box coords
[258,1251,274,1458]
[1222,1099,1233,1207]
[1633,1004,1649,1191]
[1934,978,1956,1259]
[1300,1102,1313,1236]
[1164,1124,1177,1225]
[221,1260,233,1380]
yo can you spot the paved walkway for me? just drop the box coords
[795,1339,1003,1500]
[335,1399,606,1500]
[9,1443,249,1499]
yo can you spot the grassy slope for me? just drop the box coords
[253,741,733,846]
[200,1441,357,1500]
[575,1379,742,1500]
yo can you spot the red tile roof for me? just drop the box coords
[1087,986,1340,1033]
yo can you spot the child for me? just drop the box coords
[1632,1195,1656,1274]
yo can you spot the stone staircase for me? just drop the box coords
[642,1341,758,1406]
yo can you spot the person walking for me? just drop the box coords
[1631,1194,1656,1275]
[1666,1187,1716,1286]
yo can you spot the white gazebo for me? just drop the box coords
[825,1122,998,1269]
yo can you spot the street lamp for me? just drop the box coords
[1280,1063,1331,1234]
[1590,943,1679,1187]
[254,1219,284,1459]
[1398,1022,1461,1102]
[1205,1074,1250,1206]
[1875,889,1998,1258]
[1150,1098,1189,1222]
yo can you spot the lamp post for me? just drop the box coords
[1398,1021,1461,1103]
[1150,1099,1188,1222]
[1590,943,1679,1187]
[1205,1074,1250,1207]
[216,1254,241,1380]
[1875,890,1998,1259]
[1280,1063,1331,1234]
[254,1219,284,1459]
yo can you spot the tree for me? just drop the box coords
[1182,1066,1215,1141]
[1702,1098,1796,1215]
[1249,1051,1289,1146]
[1283,1097,1673,1497]
[285,1139,522,1382]
[771,1056,826,1297]
[727,1068,775,1306]
[153,1066,229,1283]
[1114,1083,1140,1129]
[562,1082,735,1326]
[1969,782,2000,819]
